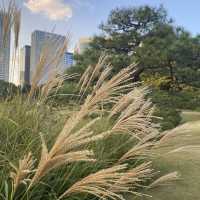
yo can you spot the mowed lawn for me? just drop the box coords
[181,110,200,123]
[140,112,200,200]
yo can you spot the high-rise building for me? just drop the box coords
[64,52,74,68]
[0,14,11,82]
[20,45,31,85]
[30,30,68,83]
[9,51,20,86]
[74,37,92,54]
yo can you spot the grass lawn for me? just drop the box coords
[139,112,200,200]
[180,110,200,123]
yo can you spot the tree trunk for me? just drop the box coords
[133,67,145,82]
[169,62,174,82]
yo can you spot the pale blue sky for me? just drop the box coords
[8,0,200,51]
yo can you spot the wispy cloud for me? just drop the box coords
[24,0,73,21]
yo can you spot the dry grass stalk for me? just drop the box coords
[58,164,128,200]
[111,162,153,195]
[59,162,153,200]
[13,6,21,50]
[30,148,95,186]
[39,72,77,103]
[111,88,157,139]
[0,0,21,48]
[118,142,154,163]
[29,117,112,186]
[51,59,137,155]
[78,53,109,96]
[10,152,34,192]
[0,1,14,46]
[149,172,180,188]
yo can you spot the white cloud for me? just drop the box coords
[24,0,73,20]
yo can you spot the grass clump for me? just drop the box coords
[0,54,186,200]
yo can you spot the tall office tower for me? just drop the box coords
[20,45,31,86]
[0,13,11,82]
[30,30,67,83]
[64,52,74,68]
[9,51,21,86]
[74,37,92,54]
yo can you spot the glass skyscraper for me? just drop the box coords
[0,14,11,82]
[30,30,70,83]
[64,52,74,68]
[20,45,31,85]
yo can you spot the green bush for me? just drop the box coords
[51,82,79,106]
[148,88,200,130]
[0,80,19,99]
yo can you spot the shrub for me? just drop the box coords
[0,80,18,99]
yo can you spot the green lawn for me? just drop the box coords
[141,112,200,200]
[181,110,200,123]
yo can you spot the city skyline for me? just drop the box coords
[4,0,200,52]
[9,29,76,86]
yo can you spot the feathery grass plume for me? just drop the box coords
[13,6,21,50]
[0,0,21,48]
[149,172,180,188]
[30,114,114,186]
[50,62,137,156]
[84,63,137,108]
[39,72,77,103]
[56,63,137,147]
[29,117,109,186]
[138,131,161,146]
[10,152,34,193]
[109,87,148,118]
[118,142,154,163]
[78,64,93,92]
[0,0,15,47]
[111,162,154,195]
[59,162,153,200]
[58,164,128,200]
[78,53,109,96]
[93,64,113,93]
[111,88,158,139]
[50,117,112,156]
[30,146,95,186]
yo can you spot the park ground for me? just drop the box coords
[139,111,200,200]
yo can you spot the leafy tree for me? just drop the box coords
[71,4,200,86]
[72,5,172,75]
[135,25,200,83]
[99,5,171,54]
[0,80,18,98]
